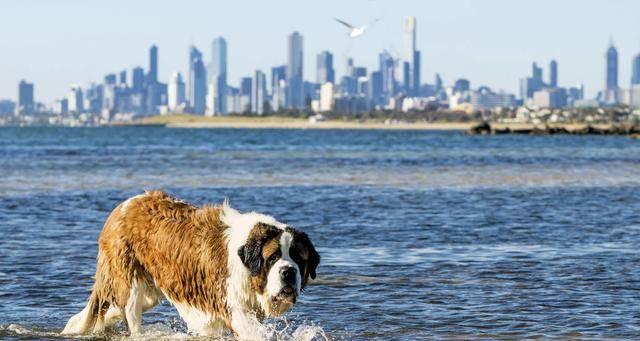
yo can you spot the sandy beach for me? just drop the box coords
[133,114,475,130]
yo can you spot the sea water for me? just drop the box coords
[1,127,639,340]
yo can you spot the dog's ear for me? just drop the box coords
[238,238,262,276]
[238,223,280,276]
[295,231,320,282]
[305,235,320,280]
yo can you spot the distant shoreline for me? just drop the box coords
[127,114,475,130]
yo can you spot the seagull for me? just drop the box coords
[334,17,378,38]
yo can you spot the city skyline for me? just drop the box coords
[2,0,639,104]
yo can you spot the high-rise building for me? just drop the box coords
[435,74,443,93]
[188,46,200,105]
[520,62,545,100]
[631,52,640,107]
[168,72,186,111]
[379,51,395,104]
[103,74,117,116]
[16,80,34,115]
[271,65,287,93]
[148,45,158,84]
[367,71,383,106]
[252,70,267,114]
[632,52,640,85]
[412,50,421,96]
[67,85,84,113]
[550,60,558,87]
[287,31,304,109]
[604,40,619,104]
[240,77,252,113]
[119,70,128,86]
[208,37,228,114]
[404,16,420,96]
[319,82,334,112]
[453,79,470,93]
[316,51,335,84]
[132,67,145,92]
[606,41,619,90]
[533,88,568,109]
[346,58,355,77]
[188,46,207,114]
[84,83,103,113]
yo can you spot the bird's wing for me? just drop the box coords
[334,18,354,29]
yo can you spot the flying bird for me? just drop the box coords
[334,17,379,38]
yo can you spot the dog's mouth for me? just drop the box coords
[273,285,297,303]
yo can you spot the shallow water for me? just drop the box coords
[1,127,639,340]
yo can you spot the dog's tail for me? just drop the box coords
[61,286,109,335]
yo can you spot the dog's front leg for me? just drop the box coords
[230,308,273,341]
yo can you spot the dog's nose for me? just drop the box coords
[280,267,297,284]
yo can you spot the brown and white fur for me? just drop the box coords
[61,190,319,340]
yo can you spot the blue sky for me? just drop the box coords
[1,0,638,103]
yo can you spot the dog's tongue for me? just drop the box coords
[283,286,294,294]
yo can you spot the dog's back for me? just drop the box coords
[62,191,230,335]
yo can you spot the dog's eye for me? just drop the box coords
[267,253,279,264]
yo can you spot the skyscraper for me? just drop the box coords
[550,60,558,88]
[271,65,286,94]
[379,51,395,104]
[16,80,34,115]
[606,40,619,90]
[316,51,335,84]
[520,62,545,100]
[132,67,145,92]
[632,52,640,85]
[367,71,383,106]
[252,70,267,114]
[148,45,158,84]
[435,73,443,93]
[604,39,619,104]
[208,37,228,114]
[240,77,252,113]
[404,16,420,96]
[67,85,84,113]
[287,31,304,109]
[188,46,207,114]
[168,72,186,111]
[631,52,640,107]
[119,70,128,86]
[405,16,416,60]
[413,50,421,96]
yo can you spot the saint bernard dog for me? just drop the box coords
[61,190,319,340]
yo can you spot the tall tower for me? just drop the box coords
[168,72,186,111]
[16,80,35,116]
[549,60,558,88]
[404,16,420,96]
[631,51,640,107]
[287,31,304,109]
[379,50,395,103]
[606,39,619,90]
[188,46,207,114]
[252,70,267,114]
[605,38,619,104]
[316,51,335,84]
[148,45,158,84]
[208,37,228,114]
[132,67,145,92]
[631,52,640,85]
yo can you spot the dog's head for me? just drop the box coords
[237,222,320,316]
